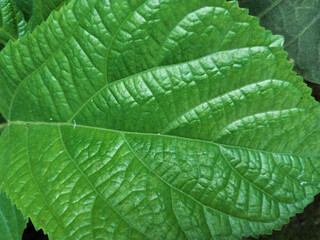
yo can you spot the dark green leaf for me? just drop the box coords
[237,0,320,83]
[27,0,69,31]
[0,190,27,240]
[13,0,33,21]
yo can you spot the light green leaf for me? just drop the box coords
[1,0,320,239]
[27,0,69,31]
[0,0,27,45]
[236,0,320,84]
[0,190,27,240]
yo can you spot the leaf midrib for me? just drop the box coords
[8,120,319,160]
[57,124,282,224]
[13,119,313,195]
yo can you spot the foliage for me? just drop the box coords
[13,0,33,21]
[27,0,68,31]
[0,190,27,240]
[237,0,320,84]
[0,0,320,239]
[0,0,27,45]
[0,0,66,48]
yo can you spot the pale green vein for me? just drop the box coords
[258,0,283,19]
[284,11,320,47]
[9,120,320,160]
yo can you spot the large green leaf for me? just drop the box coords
[1,0,320,239]
[237,0,320,84]
[0,190,27,240]
[0,0,26,45]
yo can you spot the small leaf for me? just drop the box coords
[0,190,27,240]
[0,0,27,45]
[237,0,320,83]
[0,0,320,239]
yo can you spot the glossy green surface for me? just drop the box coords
[237,0,320,84]
[1,0,320,239]
[0,190,27,240]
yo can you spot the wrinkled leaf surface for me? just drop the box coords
[1,0,320,239]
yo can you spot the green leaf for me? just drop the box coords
[13,0,33,21]
[0,2,28,237]
[27,0,69,31]
[0,0,27,45]
[1,0,320,239]
[0,190,27,240]
[236,0,320,84]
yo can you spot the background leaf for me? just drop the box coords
[0,0,26,45]
[27,0,69,31]
[236,0,320,84]
[0,190,27,240]
[1,0,320,239]
[13,0,33,21]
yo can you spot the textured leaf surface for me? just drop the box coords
[1,0,320,239]
[237,0,320,84]
[0,0,26,45]
[0,190,27,240]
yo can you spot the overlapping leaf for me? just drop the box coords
[237,0,320,84]
[27,0,69,31]
[1,0,320,239]
[0,0,26,45]
[0,190,27,240]
[13,0,33,21]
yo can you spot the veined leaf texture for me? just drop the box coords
[0,0,320,239]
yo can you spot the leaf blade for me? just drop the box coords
[1,0,320,239]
